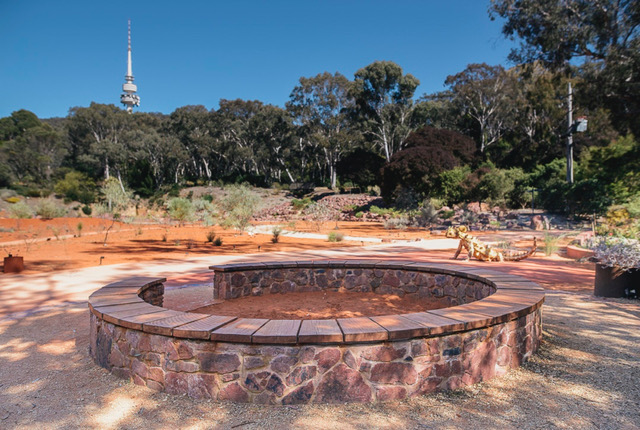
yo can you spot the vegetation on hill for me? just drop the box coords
[0,1,638,226]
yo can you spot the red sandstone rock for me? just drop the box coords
[315,348,341,373]
[265,374,285,396]
[285,365,317,386]
[271,355,298,374]
[219,382,249,403]
[376,386,407,402]
[282,382,314,405]
[244,356,265,370]
[370,362,418,385]
[165,372,189,395]
[198,353,241,374]
[187,374,217,399]
[362,345,406,362]
[316,364,372,403]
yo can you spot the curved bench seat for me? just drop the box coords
[88,260,544,404]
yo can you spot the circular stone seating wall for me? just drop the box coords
[88,261,544,404]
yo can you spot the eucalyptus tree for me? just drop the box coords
[490,0,640,134]
[0,110,67,185]
[287,72,359,189]
[350,61,421,162]
[444,63,514,154]
[167,105,217,181]
[66,103,131,189]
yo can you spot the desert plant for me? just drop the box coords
[384,216,410,230]
[459,210,479,225]
[101,177,132,214]
[271,226,282,243]
[167,197,195,225]
[439,210,455,220]
[82,205,92,215]
[412,201,439,227]
[220,184,260,232]
[206,230,217,243]
[304,202,332,232]
[355,211,364,219]
[542,233,561,256]
[591,237,640,272]
[9,201,33,219]
[161,232,168,242]
[77,222,83,237]
[328,231,344,242]
[35,199,66,219]
[213,237,223,246]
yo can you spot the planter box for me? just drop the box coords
[594,264,639,299]
[566,245,594,259]
[3,256,24,273]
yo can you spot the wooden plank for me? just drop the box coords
[370,314,429,340]
[103,277,166,288]
[298,319,343,344]
[252,320,301,344]
[427,308,494,330]
[91,302,155,319]
[173,315,237,339]
[102,305,166,328]
[89,287,140,297]
[402,312,466,335]
[337,317,387,342]
[121,310,184,330]
[210,318,268,342]
[142,312,210,336]
[88,296,143,307]
[493,281,544,291]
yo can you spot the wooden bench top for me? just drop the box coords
[88,261,544,345]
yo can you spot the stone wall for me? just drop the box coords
[90,308,541,404]
[215,267,495,308]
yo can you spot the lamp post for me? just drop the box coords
[566,82,588,185]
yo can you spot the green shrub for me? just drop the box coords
[202,194,214,203]
[291,197,312,211]
[543,233,561,256]
[328,231,344,242]
[355,211,364,219]
[370,206,396,216]
[220,184,260,231]
[439,210,455,220]
[82,205,92,215]
[35,199,66,218]
[9,201,33,219]
[77,222,83,237]
[167,197,194,224]
[54,171,97,204]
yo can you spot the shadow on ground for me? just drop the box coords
[1,290,638,429]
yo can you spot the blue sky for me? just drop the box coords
[0,1,517,119]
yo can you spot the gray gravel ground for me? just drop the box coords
[0,290,639,430]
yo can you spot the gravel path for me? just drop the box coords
[1,289,638,429]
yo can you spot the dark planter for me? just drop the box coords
[594,264,639,299]
[3,255,24,273]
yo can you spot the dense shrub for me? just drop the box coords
[35,199,67,218]
[54,171,97,204]
[167,197,195,224]
[337,148,386,190]
[381,126,476,202]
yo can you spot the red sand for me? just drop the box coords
[192,290,444,319]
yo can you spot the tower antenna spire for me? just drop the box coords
[120,19,140,113]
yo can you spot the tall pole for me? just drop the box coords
[566,82,573,184]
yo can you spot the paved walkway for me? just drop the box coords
[0,239,594,320]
